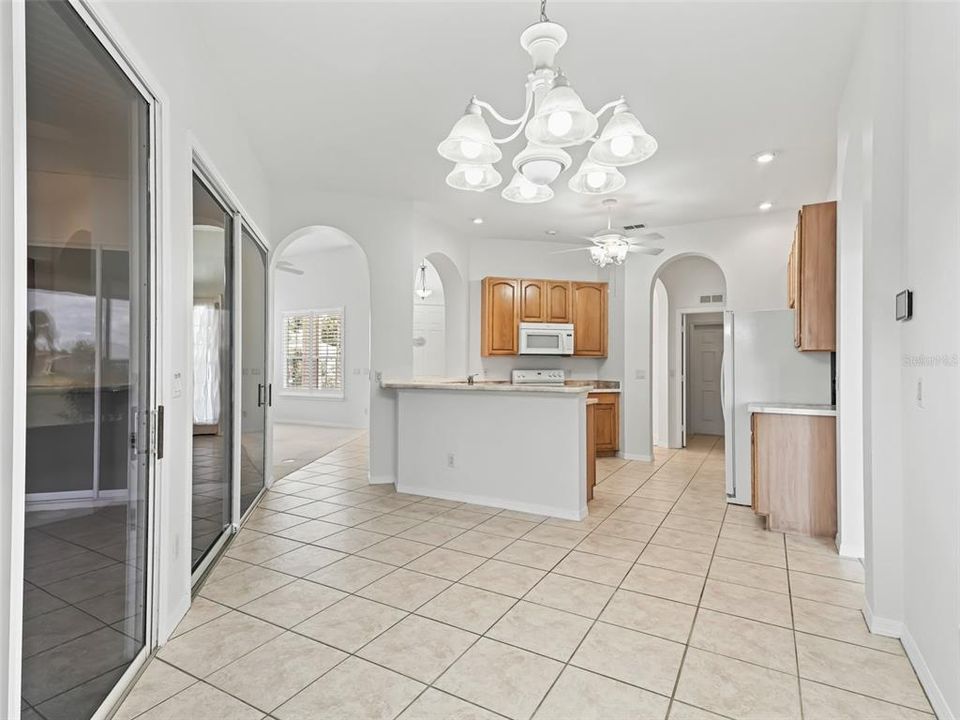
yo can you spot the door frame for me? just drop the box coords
[685,314,725,438]
[189,152,271,587]
[4,0,164,716]
[676,306,724,448]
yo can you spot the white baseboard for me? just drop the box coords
[397,481,585,521]
[368,474,395,486]
[862,600,903,638]
[901,626,956,720]
[620,452,653,462]
[836,538,864,559]
[273,419,367,429]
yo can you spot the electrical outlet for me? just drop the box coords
[917,378,924,408]
[635,369,646,380]
[172,371,183,398]
[446,453,456,469]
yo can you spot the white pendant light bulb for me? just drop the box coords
[464,166,484,186]
[525,72,599,147]
[438,101,503,164]
[502,172,554,203]
[547,110,573,137]
[460,140,483,160]
[568,158,626,195]
[610,135,635,158]
[446,163,502,192]
[586,171,606,189]
[589,101,657,167]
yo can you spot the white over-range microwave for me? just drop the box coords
[518,323,575,355]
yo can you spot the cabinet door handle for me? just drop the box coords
[257,383,263,407]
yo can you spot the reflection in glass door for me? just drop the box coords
[191,176,233,573]
[240,227,268,517]
[22,0,153,717]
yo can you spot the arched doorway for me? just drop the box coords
[411,251,467,378]
[269,225,372,480]
[649,254,727,449]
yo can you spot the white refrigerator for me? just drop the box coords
[722,309,833,506]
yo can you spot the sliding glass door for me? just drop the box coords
[22,1,153,717]
[240,227,268,517]
[191,176,234,573]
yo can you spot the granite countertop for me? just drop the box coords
[565,380,621,393]
[381,379,590,394]
[747,402,837,417]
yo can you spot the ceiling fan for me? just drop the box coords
[552,198,664,267]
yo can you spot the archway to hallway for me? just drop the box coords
[269,225,372,481]
[648,253,728,451]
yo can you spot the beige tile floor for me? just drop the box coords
[115,435,935,720]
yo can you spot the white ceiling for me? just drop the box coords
[181,1,865,242]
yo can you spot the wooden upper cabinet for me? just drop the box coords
[572,282,608,357]
[545,280,572,323]
[792,201,836,351]
[520,280,546,322]
[481,277,520,356]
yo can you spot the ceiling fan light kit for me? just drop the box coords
[437,0,657,204]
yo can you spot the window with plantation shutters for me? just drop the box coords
[282,308,344,396]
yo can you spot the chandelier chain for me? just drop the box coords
[539,0,549,23]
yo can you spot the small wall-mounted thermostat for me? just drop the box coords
[896,290,913,321]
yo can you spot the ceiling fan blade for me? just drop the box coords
[628,246,664,255]
[550,246,594,254]
[632,231,664,242]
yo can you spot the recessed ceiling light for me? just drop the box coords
[471,217,484,224]
[545,229,557,236]
[758,201,773,211]
[755,151,777,164]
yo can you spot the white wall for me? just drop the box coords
[655,256,726,448]
[468,237,608,380]
[86,0,274,645]
[620,211,798,460]
[273,243,370,428]
[838,3,960,716]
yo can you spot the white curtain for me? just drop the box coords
[193,302,221,425]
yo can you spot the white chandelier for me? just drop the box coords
[437,0,657,204]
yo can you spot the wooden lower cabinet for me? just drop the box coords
[751,411,836,537]
[589,392,619,456]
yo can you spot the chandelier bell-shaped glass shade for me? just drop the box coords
[588,103,658,166]
[525,76,598,147]
[446,162,502,192]
[437,106,503,164]
[568,158,626,194]
[502,172,554,203]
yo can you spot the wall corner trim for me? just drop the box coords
[621,452,653,462]
[368,474,396,486]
